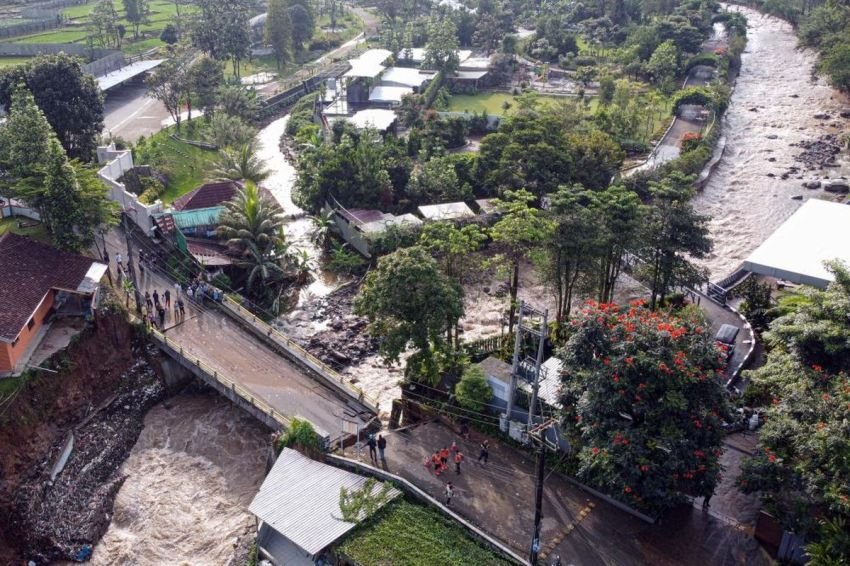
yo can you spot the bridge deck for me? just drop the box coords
[105,230,372,439]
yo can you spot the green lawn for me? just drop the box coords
[0,216,50,242]
[0,56,33,67]
[12,28,90,44]
[338,499,513,566]
[447,91,599,116]
[134,126,220,205]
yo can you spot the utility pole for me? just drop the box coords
[528,419,557,565]
[505,299,524,422]
[122,212,143,314]
[528,309,548,428]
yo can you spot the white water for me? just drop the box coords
[89,395,268,565]
[694,5,850,278]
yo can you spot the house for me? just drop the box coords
[172,181,240,212]
[249,448,400,565]
[417,202,476,222]
[326,204,423,257]
[0,234,107,374]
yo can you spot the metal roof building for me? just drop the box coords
[417,201,476,222]
[743,199,850,288]
[249,449,399,564]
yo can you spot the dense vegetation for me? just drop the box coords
[739,262,850,560]
[750,0,850,93]
[338,499,513,566]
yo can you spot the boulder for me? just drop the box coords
[803,181,821,189]
[791,195,803,200]
[840,109,850,119]
[824,181,850,194]
[813,113,831,119]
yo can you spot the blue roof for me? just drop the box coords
[170,206,223,229]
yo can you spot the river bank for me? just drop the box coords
[693,4,850,279]
[0,310,164,564]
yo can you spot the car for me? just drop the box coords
[715,324,740,361]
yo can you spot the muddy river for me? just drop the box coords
[694,4,850,278]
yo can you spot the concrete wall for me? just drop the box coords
[0,203,41,221]
[83,51,126,77]
[97,144,162,234]
[0,43,115,60]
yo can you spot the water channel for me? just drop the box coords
[88,6,850,557]
[694,4,850,278]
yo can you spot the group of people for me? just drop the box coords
[366,433,387,465]
[423,439,490,507]
[144,286,185,329]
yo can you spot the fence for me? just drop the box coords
[461,334,511,360]
[220,295,380,412]
[0,42,114,60]
[0,18,61,40]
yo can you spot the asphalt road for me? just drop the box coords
[103,81,171,142]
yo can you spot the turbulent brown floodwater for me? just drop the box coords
[694,4,850,278]
[88,394,269,565]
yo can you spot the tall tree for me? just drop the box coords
[266,0,294,69]
[191,0,252,76]
[560,301,730,517]
[567,130,625,191]
[590,184,643,304]
[146,56,189,131]
[423,17,461,74]
[644,173,712,309]
[490,189,553,334]
[354,245,464,383]
[0,87,54,181]
[288,2,315,51]
[89,0,122,47]
[124,0,151,40]
[42,138,85,251]
[0,55,104,160]
[189,55,224,118]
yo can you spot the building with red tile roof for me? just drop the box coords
[172,181,241,211]
[0,233,107,373]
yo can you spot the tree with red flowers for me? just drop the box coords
[559,301,730,517]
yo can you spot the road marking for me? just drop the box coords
[105,96,157,134]
[540,501,595,559]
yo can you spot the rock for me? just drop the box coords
[766,134,779,140]
[790,94,799,98]
[767,173,776,177]
[791,195,803,200]
[824,181,850,194]
[840,109,850,119]
[803,181,821,189]
[781,173,789,180]
[749,107,758,112]
[813,113,831,120]
[767,157,776,162]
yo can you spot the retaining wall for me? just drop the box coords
[96,143,162,234]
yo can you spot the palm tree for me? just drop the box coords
[212,142,271,184]
[217,181,285,252]
[237,240,286,294]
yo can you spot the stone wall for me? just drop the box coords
[96,144,162,234]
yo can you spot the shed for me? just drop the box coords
[478,356,512,411]
[249,448,399,565]
[417,202,476,222]
[743,199,850,288]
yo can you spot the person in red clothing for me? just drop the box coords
[454,450,464,474]
[432,453,442,475]
[440,447,450,467]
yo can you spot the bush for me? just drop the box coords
[454,365,493,413]
[138,177,165,204]
[284,93,319,137]
[276,417,324,453]
[573,55,597,67]
[211,273,232,290]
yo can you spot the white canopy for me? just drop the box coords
[743,198,850,288]
[348,108,397,131]
[380,66,435,88]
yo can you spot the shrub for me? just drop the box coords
[455,364,493,413]
[276,417,324,453]
[573,55,597,67]
[138,177,165,204]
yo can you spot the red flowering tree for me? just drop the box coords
[559,300,730,517]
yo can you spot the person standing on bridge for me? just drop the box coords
[445,482,454,506]
[158,305,166,328]
[177,298,185,319]
[145,291,153,312]
[377,434,387,461]
[153,289,160,307]
[367,434,378,465]
[478,440,490,464]
[164,289,171,309]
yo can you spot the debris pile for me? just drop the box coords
[9,350,166,564]
[791,134,845,170]
[299,284,378,368]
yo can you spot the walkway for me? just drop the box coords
[357,421,770,566]
[102,228,374,440]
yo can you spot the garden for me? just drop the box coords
[337,498,513,566]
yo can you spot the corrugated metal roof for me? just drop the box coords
[249,449,399,556]
[380,67,435,88]
[417,202,475,221]
[170,206,223,229]
[369,84,413,103]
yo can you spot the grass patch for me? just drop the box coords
[13,28,90,44]
[447,91,598,116]
[0,56,33,67]
[134,124,220,205]
[0,217,50,242]
[338,499,513,566]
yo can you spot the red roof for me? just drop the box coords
[172,181,240,211]
[0,233,101,342]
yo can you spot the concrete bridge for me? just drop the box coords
[104,231,377,446]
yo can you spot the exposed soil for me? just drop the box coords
[0,308,168,564]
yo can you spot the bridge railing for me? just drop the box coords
[147,324,293,430]
[221,295,380,412]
